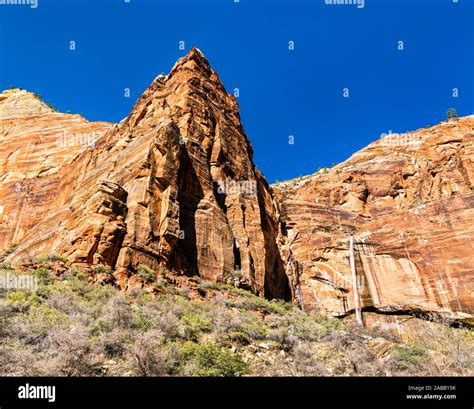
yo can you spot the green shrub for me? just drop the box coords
[179,311,212,341]
[33,268,52,285]
[27,303,71,332]
[33,254,50,264]
[6,291,29,308]
[392,344,426,364]
[0,262,13,270]
[133,307,153,332]
[314,313,341,334]
[49,254,69,263]
[239,295,292,315]
[237,312,267,340]
[137,264,155,283]
[226,331,252,345]
[94,265,113,275]
[178,342,248,376]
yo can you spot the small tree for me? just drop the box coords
[447,108,457,119]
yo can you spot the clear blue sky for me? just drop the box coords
[0,0,473,183]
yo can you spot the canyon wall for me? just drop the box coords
[277,117,474,323]
[0,49,472,322]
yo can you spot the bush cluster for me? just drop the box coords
[1,264,472,377]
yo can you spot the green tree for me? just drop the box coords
[447,108,457,119]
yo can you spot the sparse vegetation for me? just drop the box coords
[0,243,19,261]
[447,107,458,119]
[0,262,13,270]
[0,263,472,377]
[94,265,113,275]
[271,173,313,191]
[137,264,155,283]
[33,253,69,265]
[30,92,60,113]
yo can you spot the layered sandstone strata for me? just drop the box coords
[1,49,289,299]
[0,51,472,323]
[0,89,113,252]
[277,117,474,323]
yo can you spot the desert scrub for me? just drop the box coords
[177,341,248,376]
[137,264,155,283]
[8,302,71,343]
[48,253,69,264]
[2,263,472,377]
[68,274,114,302]
[391,344,426,364]
[226,287,293,315]
[264,310,341,352]
[33,267,52,285]
[384,343,436,375]
[5,290,42,312]
[132,306,154,332]
[0,262,14,270]
[93,265,113,275]
[97,294,134,331]
[220,311,267,345]
[178,303,213,341]
[33,254,52,264]
[407,315,474,375]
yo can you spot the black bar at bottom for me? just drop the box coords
[0,376,472,409]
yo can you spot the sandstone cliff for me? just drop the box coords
[0,49,289,300]
[0,50,472,324]
[276,117,474,323]
[0,89,113,253]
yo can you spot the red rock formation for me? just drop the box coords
[0,89,113,251]
[277,117,474,323]
[1,49,289,299]
[1,50,472,323]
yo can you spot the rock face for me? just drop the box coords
[0,89,113,253]
[0,50,472,323]
[1,49,289,299]
[277,117,474,323]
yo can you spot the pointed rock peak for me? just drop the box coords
[167,46,213,80]
[181,46,210,67]
[0,88,55,119]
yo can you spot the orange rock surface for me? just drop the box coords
[0,89,113,252]
[277,117,474,322]
[1,50,472,322]
[1,49,289,299]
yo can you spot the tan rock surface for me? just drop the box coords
[277,117,474,322]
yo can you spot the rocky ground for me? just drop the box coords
[1,258,472,377]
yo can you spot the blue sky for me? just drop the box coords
[0,0,473,183]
